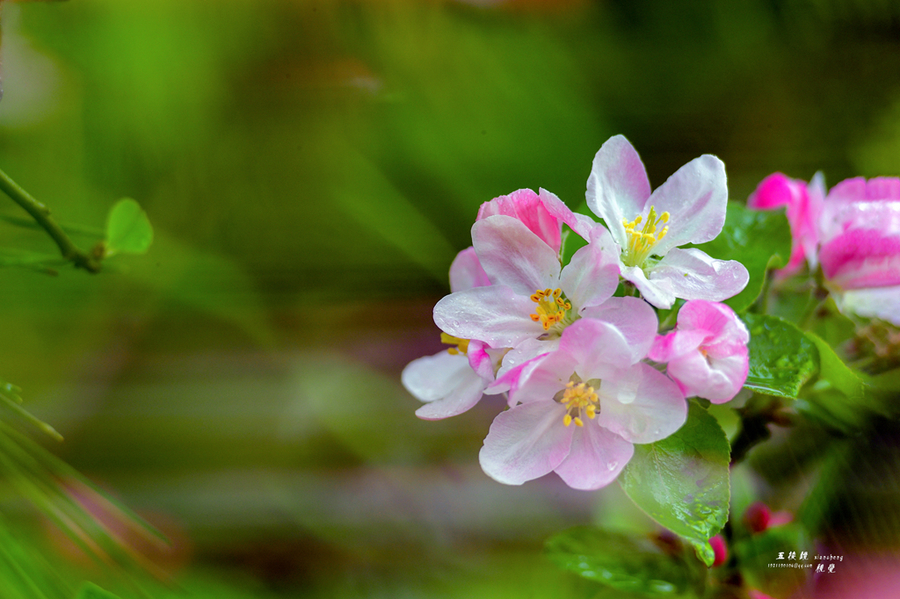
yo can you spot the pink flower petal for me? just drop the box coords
[433,285,543,348]
[747,172,801,210]
[479,401,574,485]
[491,337,559,397]
[650,300,749,403]
[466,340,495,380]
[820,199,900,243]
[667,349,748,403]
[649,329,708,363]
[472,215,561,295]
[503,347,574,406]
[559,227,620,310]
[585,135,652,248]
[597,363,686,444]
[558,318,635,371]
[677,299,750,344]
[648,154,728,254]
[827,176,900,204]
[554,423,634,490]
[539,188,597,240]
[477,188,563,252]
[819,228,900,290]
[581,296,659,363]
[449,247,491,293]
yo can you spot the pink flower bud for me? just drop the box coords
[742,502,772,533]
[710,535,728,567]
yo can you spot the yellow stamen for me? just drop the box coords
[440,333,469,356]
[559,380,600,427]
[621,205,671,268]
[530,288,573,331]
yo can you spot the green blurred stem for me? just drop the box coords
[0,167,101,273]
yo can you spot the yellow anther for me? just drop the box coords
[621,205,671,268]
[559,379,600,427]
[530,288,572,331]
[440,333,470,356]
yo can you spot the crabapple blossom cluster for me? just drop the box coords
[749,173,900,326]
[403,135,752,490]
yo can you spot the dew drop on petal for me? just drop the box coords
[607,461,618,471]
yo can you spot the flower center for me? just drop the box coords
[554,377,600,428]
[441,333,469,355]
[621,205,670,268]
[530,288,574,331]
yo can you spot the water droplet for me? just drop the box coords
[452,320,460,328]
[607,461,618,471]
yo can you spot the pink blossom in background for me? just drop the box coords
[747,171,824,274]
[478,317,685,490]
[585,135,748,309]
[649,300,749,403]
[817,177,900,325]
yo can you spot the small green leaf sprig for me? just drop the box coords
[0,167,152,274]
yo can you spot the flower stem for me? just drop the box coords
[0,167,101,273]
[730,395,791,466]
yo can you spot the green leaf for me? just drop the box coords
[620,401,731,562]
[691,203,791,313]
[0,248,68,273]
[105,198,153,256]
[0,380,63,441]
[741,313,818,399]
[75,582,124,599]
[545,526,699,597]
[805,331,865,401]
[734,523,812,598]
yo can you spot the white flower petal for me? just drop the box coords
[621,264,677,309]
[585,135,652,248]
[835,285,900,326]
[415,367,489,420]
[649,154,728,254]
[402,351,474,402]
[651,248,749,303]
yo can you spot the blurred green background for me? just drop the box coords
[1,0,900,597]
